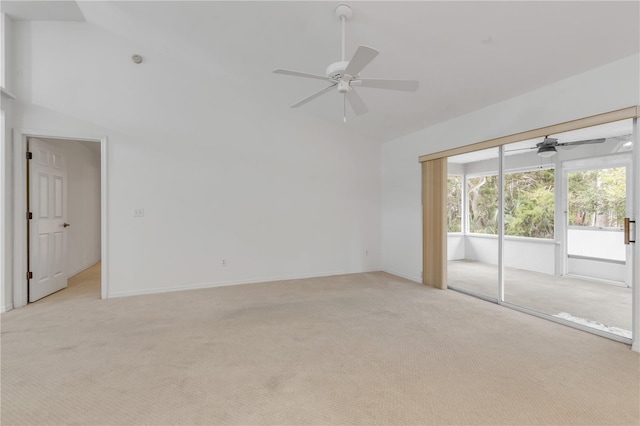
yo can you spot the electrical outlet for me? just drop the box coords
[133,208,144,217]
[222,259,227,267]
[365,250,369,256]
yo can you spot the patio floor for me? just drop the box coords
[448,260,632,337]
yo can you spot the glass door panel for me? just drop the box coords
[502,119,633,340]
[447,148,499,301]
[501,138,561,314]
[563,165,631,337]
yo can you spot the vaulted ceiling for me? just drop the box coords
[3,1,639,142]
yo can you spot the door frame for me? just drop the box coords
[13,129,108,306]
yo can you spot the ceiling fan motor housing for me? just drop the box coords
[537,137,558,147]
[326,61,350,80]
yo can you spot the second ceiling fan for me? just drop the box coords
[273,4,419,121]
[510,137,607,157]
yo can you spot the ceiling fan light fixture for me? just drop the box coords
[537,145,557,157]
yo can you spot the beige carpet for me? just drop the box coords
[1,264,638,425]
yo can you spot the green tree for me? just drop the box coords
[569,168,626,228]
[455,166,626,237]
[467,175,499,234]
[465,169,555,238]
[503,169,555,238]
[447,176,462,232]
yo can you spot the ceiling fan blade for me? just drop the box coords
[273,69,332,82]
[353,78,419,92]
[343,46,379,79]
[346,89,369,115]
[504,146,537,153]
[556,138,606,147]
[290,84,337,108]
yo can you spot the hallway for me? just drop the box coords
[38,262,102,303]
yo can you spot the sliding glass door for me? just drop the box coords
[444,118,635,343]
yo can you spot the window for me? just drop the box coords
[447,175,462,232]
[504,168,555,239]
[466,169,555,238]
[467,175,498,234]
[568,167,626,229]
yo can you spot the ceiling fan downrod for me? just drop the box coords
[336,4,352,122]
[336,4,352,62]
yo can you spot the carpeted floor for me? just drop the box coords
[1,264,639,425]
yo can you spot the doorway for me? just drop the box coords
[26,137,102,302]
[13,130,108,308]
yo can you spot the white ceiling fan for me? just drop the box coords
[273,4,420,121]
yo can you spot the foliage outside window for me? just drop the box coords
[447,176,462,232]
[568,167,626,228]
[504,169,554,239]
[467,169,555,238]
[467,175,499,234]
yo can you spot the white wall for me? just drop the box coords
[4,19,382,301]
[447,234,465,260]
[568,229,626,261]
[461,235,555,275]
[464,235,499,265]
[449,231,625,282]
[382,53,640,283]
[40,139,101,277]
[568,257,626,284]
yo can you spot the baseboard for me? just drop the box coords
[107,268,382,299]
[1,304,14,313]
[632,342,640,353]
[68,260,101,279]
[382,269,421,283]
[68,269,84,279]
[564,273,627,287]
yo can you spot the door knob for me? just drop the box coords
[63,223,70,228]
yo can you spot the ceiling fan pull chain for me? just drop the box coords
[343,94,347,123]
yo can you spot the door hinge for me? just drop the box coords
[26,151,33,160]
[27,212,32,220]
[26,271,33,280]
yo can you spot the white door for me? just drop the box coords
[28,139,68,302]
